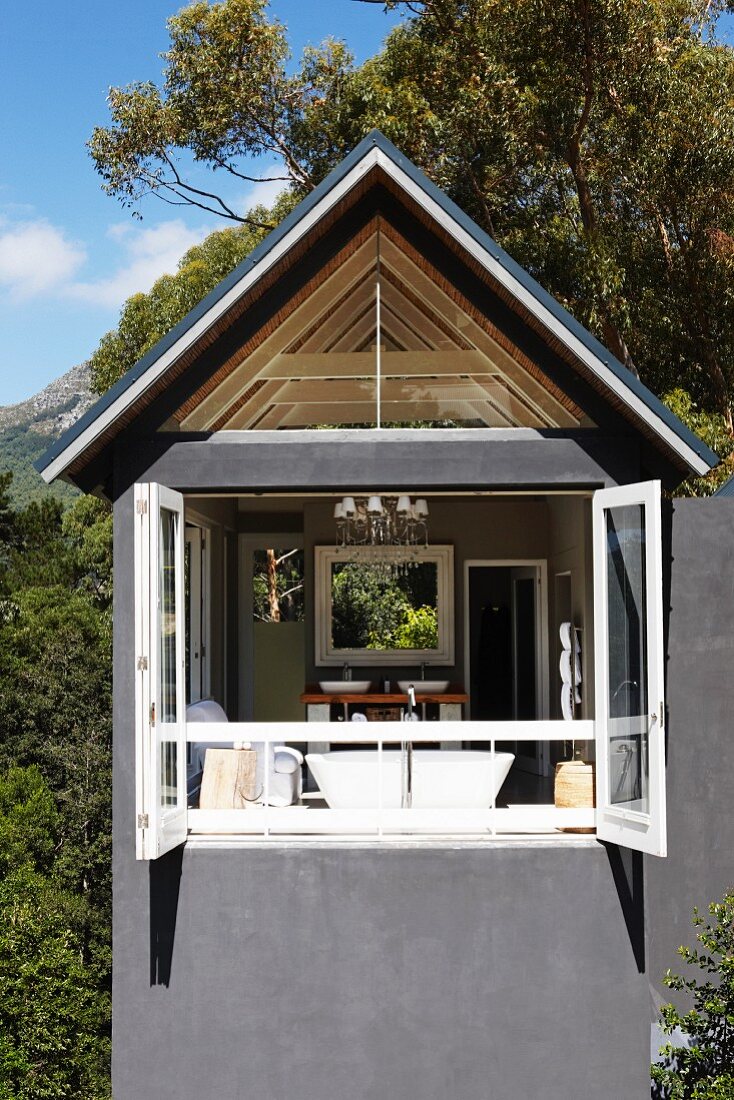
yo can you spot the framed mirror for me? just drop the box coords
[315,546,454,665]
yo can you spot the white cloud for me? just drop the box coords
[67,219,210,309]
[241,175,288,211]
[0,219,86,300]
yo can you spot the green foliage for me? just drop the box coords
[369,603,438,649]
[0,586,113,921]
[662,389,734,496]
[652,890,734,1099]
[0,425,79,509]
[0,865,111,1100]
[331,562,439,650]
[0,478,113,1095]
[0,765,59,878]
[88,0,734,462]
[331,562,411,649]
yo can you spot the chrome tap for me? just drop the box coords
[401,684,417,810]
[342,662,351,682]
[420,662,426,681]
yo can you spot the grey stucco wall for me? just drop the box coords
[114,844,649,1100]
[646,497,734,1011]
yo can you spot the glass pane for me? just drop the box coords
[330,560,439,650]
[605,504,649,812]
[159,508,178,723]
[160,741,177,808]
[253,549,304,622]
[185,536,192,702]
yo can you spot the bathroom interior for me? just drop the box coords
[183,489,597,825]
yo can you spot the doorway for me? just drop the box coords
[239,535,306,722]
[465,560,549,775]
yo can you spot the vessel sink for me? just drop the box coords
[397,680,450,694]
[318,680,372,694]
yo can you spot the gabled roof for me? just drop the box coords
[37,130,718,485]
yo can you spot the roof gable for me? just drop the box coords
[38,130,717,485]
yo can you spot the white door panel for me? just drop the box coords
[593,480,666,856]
[135,483,187,860]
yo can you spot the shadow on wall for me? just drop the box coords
[604,842,645,973]
[150,845,183,986]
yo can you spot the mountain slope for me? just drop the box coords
[0,364,95,507]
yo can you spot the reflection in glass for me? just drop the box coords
[160,741,177,808]
[330,561,438,651]
[160,508,178,724]
[605,505,649,812]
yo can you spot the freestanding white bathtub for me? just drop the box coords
[305,750,515,810]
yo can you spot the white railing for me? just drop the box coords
[186,720,596,839]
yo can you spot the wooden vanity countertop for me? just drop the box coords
[300,684,468,704]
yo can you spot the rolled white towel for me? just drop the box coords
[351,712,368,722]
[273,746,303,775]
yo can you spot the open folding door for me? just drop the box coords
[135,483,187,859]
[593,480,666,857]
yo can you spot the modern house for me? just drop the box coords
[38,132,734,1099]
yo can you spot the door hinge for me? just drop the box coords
[137,813,149,829]
[136,499,148,515]
[136,656,148,671]
[150,702,156,727]
[659,702,664,730]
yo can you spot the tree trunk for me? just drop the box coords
[266,549,280,622]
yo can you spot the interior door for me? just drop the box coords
[511,566,547,774]
[593,480,666,856]
[135,483,187,860]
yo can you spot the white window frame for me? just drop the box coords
[135,483,187,860]
[593,480,666,857]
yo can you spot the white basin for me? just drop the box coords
[319,680,372,694]
[397,680,450,695]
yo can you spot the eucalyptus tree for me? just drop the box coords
[88,0,734,472]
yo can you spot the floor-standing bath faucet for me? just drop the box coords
[401,685,416,809]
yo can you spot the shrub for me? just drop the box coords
[652,890,734,1099]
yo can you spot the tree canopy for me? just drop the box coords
[0,484,113,1097]
[87,0,734,489]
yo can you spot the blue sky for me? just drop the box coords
[0,1,402,405]
[1,5,732,407]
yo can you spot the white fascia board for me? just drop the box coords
[40,148,384,484]
[372,149,710,477]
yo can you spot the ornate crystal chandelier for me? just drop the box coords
[334,495,429,569]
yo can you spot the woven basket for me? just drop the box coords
[554,760,595,833]
[365,706,403,722]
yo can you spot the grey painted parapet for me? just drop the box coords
[646,498,734,1011]
[115,429,640,495]
[113,845,649,1100]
